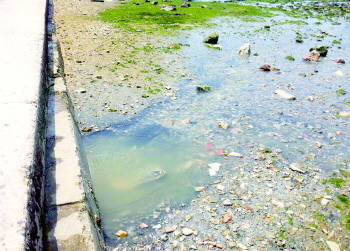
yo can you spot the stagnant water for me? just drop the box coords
[83,8,350,245]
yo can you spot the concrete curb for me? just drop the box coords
[43,1,105,249]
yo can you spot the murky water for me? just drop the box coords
[83,7,350,245]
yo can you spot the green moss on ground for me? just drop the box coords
[99,0,276,34]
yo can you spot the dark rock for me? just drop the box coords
[203,31,219,44]
[196,85,211,92]
[333,58,345,64]
[310,45,328,56]
[259,65,271,71]
[181,2,191,7]
[152,1,158,5]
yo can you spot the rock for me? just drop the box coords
[203,31,219,44]
[76,88,86,93]
[182,228,194,236]
[222,213,232,223]
[218,122,229,130]
[216,184,224,191]
[338,111,350,117]
[259,64,271,71]
[163,226,176,233]
[303,50,321,61]
[196,85,211,92]
[210,219,220,225]
[139,223,149,229]
[228,242,236,248]
[236,243,247,249]
[152,1,158,4]
[216,243,224,249]
[321,198,329,205]
[160,5,176,11]
[271,199,284,208]
[116,230,128,237]
[229,152,243,158]
[310,45,328,56]
[180,2,191,7]
[82,126,93,132]
[333,58,345,64]
[201,5,207,8]
[223,199,232,206]
[208,163,221,176]
[238,43,251,56]
[274,89,296,100]
[195,186,205,192]
[326,241,340,251]
[334,70,344,77]
[289,163,305,173]
[91,0,104,2]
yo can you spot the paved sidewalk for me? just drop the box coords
[0,0,48,250]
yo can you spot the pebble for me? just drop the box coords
[139,223,148,229]
[326,241,340,251]
[223,199,233,206]
[289,163,305,173]
[275,89,296,100]
[115,230,128,237]
[182,228,194,236]
[334,70,344,77]
[271,199,284,208]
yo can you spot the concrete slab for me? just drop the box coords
[0,0,48,250]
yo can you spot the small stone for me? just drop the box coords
[321,198,329,205]
[195,186,205,192]
[326,241,340,251]
[222,213,232,223]
[333,58,345,64]
[201,5,207,8]
[163,226,176,233]
[290,227,298,235]
[303,50,320,62]
[271,199,284,208]
[181,2,191,8]
[82,126,93,132]
[334,70,344,77]
[153,224,162,229]
[238,43,251,56]
[223,199,232,206]
[236,242,247,249]
[294,175,304,183]
[210,219,220,225]
[265,232,275,238]
[203,31,219,44]
[229,152,243,158]
[76,88,86,93]
[275,89,296,100]
[259,64,271,71]
[182,118,191,124]
[338,111,350,117]
[196,85,211,92]
[139,223,149,229]
[182,228,194,236]
[216,184,225,191]
[116,230,128,237]
[218,122,229,130]
[228,242,236,248]
[215,243,224,249]
[264,216,274,223]
[289,163,305,173]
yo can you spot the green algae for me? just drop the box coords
[99,0,276,35]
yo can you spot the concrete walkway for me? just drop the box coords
[0,0,48,250]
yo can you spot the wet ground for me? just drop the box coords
[62,1,350,250]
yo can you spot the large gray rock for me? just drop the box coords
[203,31,219,44]
[238,43,251,55]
